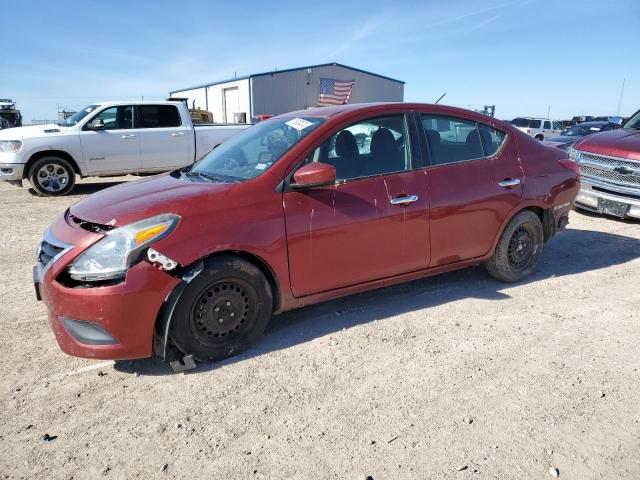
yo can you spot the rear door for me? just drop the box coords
[419,112,522,266]
[79,105,141,174]
[283,112,430,297]
[138,104,191,171]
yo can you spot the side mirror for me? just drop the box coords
[87,117,105,130]
[291,162,336,190]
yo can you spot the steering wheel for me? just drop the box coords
[222,157,242,170]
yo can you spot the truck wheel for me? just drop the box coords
[485,210,544,283]
[169,255,273,362]
[28,156,75,196]
[535,134,544,141]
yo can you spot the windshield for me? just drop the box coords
[511,118,530,127]
[624,110,640,129]
[59,105,100,126]
[191,116,325,181]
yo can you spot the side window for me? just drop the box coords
[139,105,181,128]
[306,115,409,181]
[552,121,561,130]
[543,120,551,129]
[530,119,542,129]
[478,123,507,156]
[91,106,133,130]
[421,114,483,165]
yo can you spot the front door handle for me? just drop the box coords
[121,134,136,139]
[498,178,521,188]
[390,194,419,205]
[171,132,185,137]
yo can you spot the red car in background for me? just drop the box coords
[34,103,579,369]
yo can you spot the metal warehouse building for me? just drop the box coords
[169,62,404,123]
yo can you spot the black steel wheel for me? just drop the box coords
[28,156,76,196]
[485,210,544,283]
[170,256,273,362]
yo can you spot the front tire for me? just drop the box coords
[28,156,76,196]
[485,210,544,283]
[170,256,273,362]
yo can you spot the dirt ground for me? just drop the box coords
[1,177,639,480]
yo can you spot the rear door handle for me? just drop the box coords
[390,194,419,205]
[498,178,521,187]
[121,134,136,139]
[171,132,185,137]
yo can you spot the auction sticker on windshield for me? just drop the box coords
[285,118,314,131]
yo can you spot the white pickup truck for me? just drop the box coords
[0,100,251,195]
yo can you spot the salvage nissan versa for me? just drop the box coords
[34,103,579,370]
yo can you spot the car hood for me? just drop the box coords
[574,128,640,161]
[69,173,237,227]
[0,124,69,140]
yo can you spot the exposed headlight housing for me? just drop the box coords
[567,146,579,161]
[68,214,179,282]
[0,140,22,153]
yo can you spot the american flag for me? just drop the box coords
[318,78,355,106]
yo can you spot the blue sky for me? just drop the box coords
[3,0,639,122]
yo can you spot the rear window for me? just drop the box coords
[478,124,507,156]
[421,114,484,165]
[139,105,181,128]
[529,119,541,128]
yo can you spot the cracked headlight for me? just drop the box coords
[68,214,179,281]
[0,140,22,153]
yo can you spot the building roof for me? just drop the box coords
[169,62,405,94]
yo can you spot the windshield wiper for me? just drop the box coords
[184,170,239,183]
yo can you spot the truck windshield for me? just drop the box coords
[59,105,100,126]
[190,117,325,181]
[624,111,640,129]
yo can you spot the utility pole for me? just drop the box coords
[617,78,625,115]
[546,106,551,119]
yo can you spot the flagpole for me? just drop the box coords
[617,78,625,116]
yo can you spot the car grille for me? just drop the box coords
[578,151,640,188]
[38,239,65,270]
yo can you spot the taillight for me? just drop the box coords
[527,128,531,133]
[558,158,580,178]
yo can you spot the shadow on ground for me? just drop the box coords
[115,226,640,376]
[28,181,127,197]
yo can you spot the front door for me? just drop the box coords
[138,104,191,171]
[283,113,430,297]
[79,105,142,174]
[419,112,522,266]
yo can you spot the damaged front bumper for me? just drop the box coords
[35,214,181,360]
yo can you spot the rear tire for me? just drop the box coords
[28,156,76,196]
[169,255,273,362]
[535,134,544,141]
[485,210,544,283]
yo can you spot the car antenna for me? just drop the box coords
[435,93,446,104]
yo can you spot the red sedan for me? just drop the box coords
[34,103,579,368]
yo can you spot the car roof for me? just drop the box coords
[94,100,180,106]
[575,121,608,126]
[278,102,504,123]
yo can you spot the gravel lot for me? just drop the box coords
[1,177,639,480]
